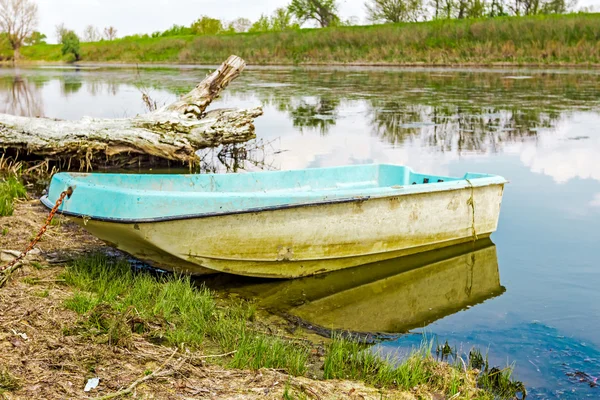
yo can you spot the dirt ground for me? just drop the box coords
[0,200,414,399]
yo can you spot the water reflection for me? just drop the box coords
[0,75,44,117]
[288,96,339,135]
[61,76,83,96]
[368,102,560,153]
[202,239,504,335]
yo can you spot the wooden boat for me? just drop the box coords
[42,164,506,278]
[206,238,504,333]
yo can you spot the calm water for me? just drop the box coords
[2,65,599,398]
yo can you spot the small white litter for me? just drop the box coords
[84,377,100,392]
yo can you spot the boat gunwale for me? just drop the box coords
[40,177,506,224]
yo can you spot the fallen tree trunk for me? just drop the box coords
[0,55,262,170]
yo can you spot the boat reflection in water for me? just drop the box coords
[202,238,505,334]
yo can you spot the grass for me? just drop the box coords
[323,336,525,398]
[61,253,310,375]
[0,175,26,217]
[324,335,434,388]
[19,13,600,65]
[60,253,525,398]
[0,369,20,393]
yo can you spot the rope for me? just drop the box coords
[0,187,73,273]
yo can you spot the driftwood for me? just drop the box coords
[0,55,262,169]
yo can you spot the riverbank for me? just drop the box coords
[17,13,600,66]
[0,172,523,399]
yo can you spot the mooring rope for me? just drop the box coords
[0,187,73,274]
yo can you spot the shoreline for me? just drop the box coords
[4,59,600,69]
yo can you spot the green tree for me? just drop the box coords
[365,0,424,23]
[61,30,80,62]
[288,0,340,27]
[436,0,455,18]
[24,31,46,45]
[191,16,224,35]
[456,0,488,18]
[271,7,299,30]
[249,15,271,32]
[466,0,487,17]
[489,0,507,16]
[541,0,573,13]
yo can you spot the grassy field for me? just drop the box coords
[19,13,600,66]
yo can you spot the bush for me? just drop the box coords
[61,30,80,61]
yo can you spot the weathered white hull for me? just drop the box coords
[70,183,504,278]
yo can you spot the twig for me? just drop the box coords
[195,350,237,359]
[94,348,178,400]
[0,261,23,288]
[300,384,321,400]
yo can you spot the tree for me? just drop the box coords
[61,30,80,62]
[271,7,298,30]
[248,15,271,32]
[230,17,252,32]
[489,0,508,16]
[191,16,223,35]
[288,0,340,27]
[55,22,67,42]
[465,0,487,17]
[24,30,45,45]
[83,25,100,42]
[441,0,455,18]
[541,0,575,13]
[0,0,38,60]
[103,26,117,40]
[365,0,424,22]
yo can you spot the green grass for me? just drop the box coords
[19,13,600,65]
[0,175,26,217]
[61,253,309,374]
[324,335,436,389]
[60,253,524,398]
[0,369,20,393]
[322,334,525,398]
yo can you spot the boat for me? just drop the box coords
[42,164,506,278]
[205,238,505,334]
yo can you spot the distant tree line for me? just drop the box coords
[120,0,581,40]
